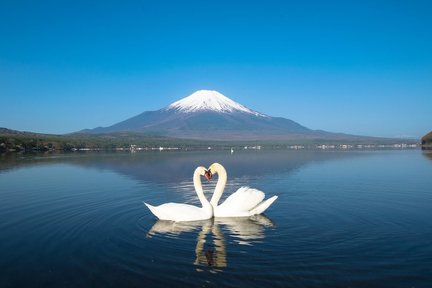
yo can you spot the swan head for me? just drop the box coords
[204,169,212,182]
[206,163,225,182]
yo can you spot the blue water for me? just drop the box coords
[0,150,431,287]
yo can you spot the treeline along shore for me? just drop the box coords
[0,128,204,152]
[0,128,421,153]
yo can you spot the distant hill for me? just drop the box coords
[421,131,432,148]
[81,90,386,142]
[0,127,44,136]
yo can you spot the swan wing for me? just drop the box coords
[218,187,265,212]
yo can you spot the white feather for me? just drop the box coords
[208,163,278,217]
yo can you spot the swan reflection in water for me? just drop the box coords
[147,215,274,271]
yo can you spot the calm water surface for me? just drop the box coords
[0,150,431,287]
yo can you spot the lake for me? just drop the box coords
[0,149,431,287]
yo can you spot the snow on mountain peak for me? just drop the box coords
[166,90,266,116]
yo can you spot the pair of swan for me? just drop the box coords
[144,163,278,222]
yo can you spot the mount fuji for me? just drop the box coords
[82,90,363,141]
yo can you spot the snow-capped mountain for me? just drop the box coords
[82,90,359,141]
[166,90,266,117]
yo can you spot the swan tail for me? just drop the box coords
[249,195,278,215]
[143,201,153,209]
[143,202,160,219]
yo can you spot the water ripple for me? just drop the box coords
[1,150,432,287]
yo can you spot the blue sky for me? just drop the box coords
[1,0,431,138]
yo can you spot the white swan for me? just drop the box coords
[206,163,278,217]
[144,166,213,222]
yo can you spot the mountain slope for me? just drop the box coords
[81,90,370,141]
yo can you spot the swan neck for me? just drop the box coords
[194,167,212,213]
[210,163,227,206]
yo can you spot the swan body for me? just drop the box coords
[144,166,213,222]
[208,163,278,217]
